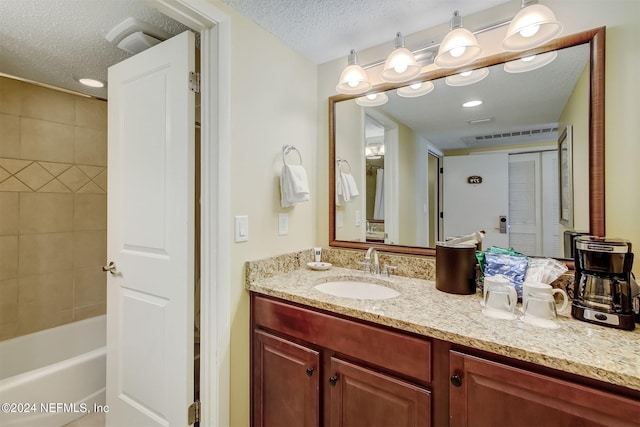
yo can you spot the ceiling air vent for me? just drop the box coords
[474,126,558,141]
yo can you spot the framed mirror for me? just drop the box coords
[329,27,605,258]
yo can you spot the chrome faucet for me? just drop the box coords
[365,247,380,275]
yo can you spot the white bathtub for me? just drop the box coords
[0,315,106,427]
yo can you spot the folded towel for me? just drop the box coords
[281,164,310,208]
[336,172,359,205]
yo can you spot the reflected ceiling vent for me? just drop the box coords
[106,17,170,55]
[474,126,558,141]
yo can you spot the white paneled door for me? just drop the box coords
[106,31,195,426]
[443,153,509,249]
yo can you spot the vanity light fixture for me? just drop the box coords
[434,11,482,68]
[462,100,483,108]
[504,50,558,73]
[502,0,563,51]
[445,67,489,87]
[396,81,435,98]
[355,92,389,107]
[381,32,420,83]
[336,49,371,95]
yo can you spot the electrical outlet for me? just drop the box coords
[355,210,361,226]
[336,211,344,228]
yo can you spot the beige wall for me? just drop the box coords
[397,123,418,246]
[0,77,107,341]
[206,2,319,426]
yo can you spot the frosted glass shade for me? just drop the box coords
[336,64,370,94]
[445,67,489,87]
[355,93,389,107]
[336,50,371,94]
[504,51,557,73]
[397,81,434,98]
[435,27,482,68]
[502,3,563,51]
[381,47,420,83]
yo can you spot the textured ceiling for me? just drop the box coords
[220,0,512,64]
[0,0,190,99]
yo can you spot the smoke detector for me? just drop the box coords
[106,17,170,54]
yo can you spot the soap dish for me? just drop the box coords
[307,262,332,271]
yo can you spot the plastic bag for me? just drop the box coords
[483,252,529,298]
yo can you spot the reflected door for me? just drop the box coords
[443,154,509,248]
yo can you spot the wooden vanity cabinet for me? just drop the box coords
[251,294,432,427]
[448,350,640,427]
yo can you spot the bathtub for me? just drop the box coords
[0,315,106,427]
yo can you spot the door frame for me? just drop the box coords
[152,1,231,426]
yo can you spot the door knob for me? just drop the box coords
[329,375,339,386]
[450,374,463,387]
[102,261,117,274]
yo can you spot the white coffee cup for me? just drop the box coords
[482,275,511,306]
[483,283,518,318]
[522,281,568,313]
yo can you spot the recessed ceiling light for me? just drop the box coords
[462,100,483,108]
[78,78,105,88]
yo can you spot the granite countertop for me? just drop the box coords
[246,265,640,392]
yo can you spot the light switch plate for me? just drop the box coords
[355,210,361,226]
[336,211,344,228]
[278,213,289,236]
[235,215,248,242]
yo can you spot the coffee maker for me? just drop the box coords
[572,236,636,330]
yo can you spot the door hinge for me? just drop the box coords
[189,71,200,93]
[188,400,200,425]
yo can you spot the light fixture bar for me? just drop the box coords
[359,19,511,70]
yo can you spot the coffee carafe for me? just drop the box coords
[572,236,636,330]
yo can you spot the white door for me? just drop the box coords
[106,31,195,427]
[443,153,509,248]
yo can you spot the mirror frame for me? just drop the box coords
[329,27,605,258]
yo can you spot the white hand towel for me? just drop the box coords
[343,172,359,198]
[280,164,310,208]
[336,173,344,206]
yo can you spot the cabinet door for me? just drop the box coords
[253,330,320,427]
[329,357,431,427]
[449,351,640,427]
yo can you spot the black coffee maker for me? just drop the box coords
[572,236,636,330]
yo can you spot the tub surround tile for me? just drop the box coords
[246,249,640,392]
[0,235,18,280]
[0,279,18,325]
[0,322,18,341]
[0,77,22,115]
[19,232,74,277]
[20,82,75,125]
[74,267,106,307]
[73,303,106,322]
[75,97,107,130]
[74,194,107,231]
[19,271,74,309]
[75,127,107,166]
[0,113,20,158]
[20,193,74,233]
[0,192,19,235]
[19,305,74,336]
[21,118,75,163]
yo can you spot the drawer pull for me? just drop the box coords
[450,374,463,387]
[329,375,339,386]
[306,368,315,376]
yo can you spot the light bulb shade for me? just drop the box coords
[504,50,557,73]
[502,3,563,51]
[355,92,389,107]
[445,67,489,86]
[435,26,482,68]
[381,33,420,83]
[397,81,435,98]
[336,50,371,94]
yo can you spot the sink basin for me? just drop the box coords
[313,281,400,300]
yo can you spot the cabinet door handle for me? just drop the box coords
[450,374,463,387]
[329,375,339,386]
[306,368,314,376]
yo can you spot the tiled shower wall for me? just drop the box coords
[0,76,107,341]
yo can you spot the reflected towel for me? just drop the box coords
[336,172,359,205]
[280,164,310,208]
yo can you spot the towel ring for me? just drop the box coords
[337,158,351,173]
[282,144,302,165]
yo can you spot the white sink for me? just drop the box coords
[313,280,400,300]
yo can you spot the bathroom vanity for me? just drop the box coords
[247,262,640,427]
